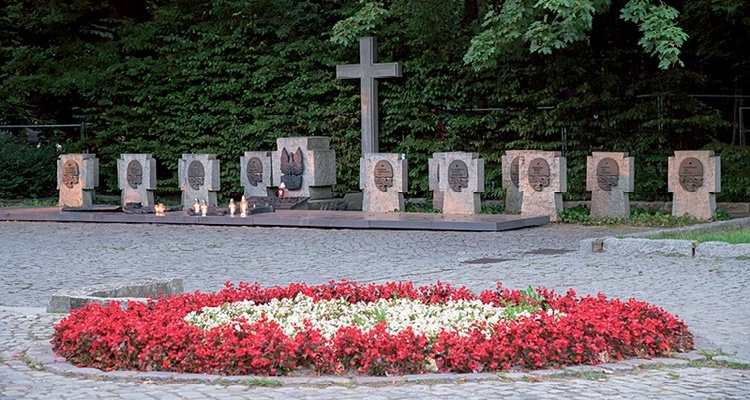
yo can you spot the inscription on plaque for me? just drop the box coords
[596,157,619,191]
[373,160,394,192]
[528,158,550,192]
[510,157,520,188]
[448,160,469,192]
[126,160,143,189]
[246,157,263,187]
[62,160,80,189]
[679,157,704,192]
[280,147,303,190]
[187,160,205,190]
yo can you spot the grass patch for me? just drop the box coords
[645,228,750,244]
[558,205,732,228]
[0,198,57,207]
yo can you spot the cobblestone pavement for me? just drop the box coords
[1,221,749,399]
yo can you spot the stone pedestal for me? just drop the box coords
[57,154,99,207]
[435,152,484,214]
[117,154,156,207]
[240,151,274,198]
[518,151,566,221]
[271,137,336,200]
[501,150,525,213]
[360,153,407,212]
[586,152,634,219]
[427,152,451,210]
[668,150,720,220]
[178,154,220,207]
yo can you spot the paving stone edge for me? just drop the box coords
[24,342,749,387]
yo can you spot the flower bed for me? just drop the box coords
[52,281,693,376]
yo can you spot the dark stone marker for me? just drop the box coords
[596,157,619,191]
[187,160,205,190]
[448,160,469,192]
[246,157,263,187]
[373,160,394,192]
[679,157,704,192]
[62,160,80,189]
[126,160,143,189]
[280,147,303,190]
[528,158,550,192]
[510,157,520,188]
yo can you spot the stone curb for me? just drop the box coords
[579,216,750,258]
[27,342,739,387]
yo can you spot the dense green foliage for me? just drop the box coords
[0,135,57,199]
[1,0,749,202]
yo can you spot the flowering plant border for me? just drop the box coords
[52,281,693,376]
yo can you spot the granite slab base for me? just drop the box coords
[0,206,549,232]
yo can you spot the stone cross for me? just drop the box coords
[336,37,402,156]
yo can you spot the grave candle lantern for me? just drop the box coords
[240,195,249,217]
[277,182,286,198]
[193,198,201,215]
[200,200,208,217]
[154,203,166,215]
[228,198,236,217]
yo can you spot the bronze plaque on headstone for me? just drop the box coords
[62,160,80,189]
[528,158,550,192]
[126,160,143,189]
[187,160,205,190]
[373,160,394,192]
[679,157,704,192]
[246,157,263,187]
[448,160,469,192]
[510,157,520,188]
[596,157,619,191]
[280,147,303,190]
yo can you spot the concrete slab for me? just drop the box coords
[0,206,549,232]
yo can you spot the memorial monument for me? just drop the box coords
[668,150,720,220]
[586,152,634,219]
[433,152,484,214]
[360,153,407,212]
[57,153,99,208]
[240,151,273,198]
[117,154,156,207]
[271,137,336,200]
[178,154,220,207]
[501,150,525,213]
[518,151,566,221]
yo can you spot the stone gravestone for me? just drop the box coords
[57,153,99,207]
[586,152,634,219]
[501,150,525,213]
[336,37,403,156]
[518,151,566,221]
[117,154,156,207]
[668,150,720,220]
[178,154,220,207]
[240,151,273,198]
[427,152,451,210]
[435,152,484,214]
[272,137,336,200]
[360,153,407,212]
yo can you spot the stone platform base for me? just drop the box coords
[0,206,548,232]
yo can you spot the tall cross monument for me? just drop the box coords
[336,37,402,155]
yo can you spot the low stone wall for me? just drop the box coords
[47,278,183,313]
